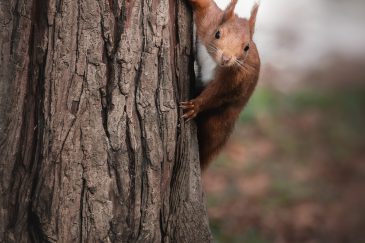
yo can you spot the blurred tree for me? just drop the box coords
[0,0,211,242]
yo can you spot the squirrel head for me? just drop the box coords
[208,1,259,68]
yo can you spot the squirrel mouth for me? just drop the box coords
[218,62,233,67]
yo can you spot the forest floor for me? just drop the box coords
[204,83,365,243]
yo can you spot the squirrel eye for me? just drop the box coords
[215,31,221,39]
[244,45,250,52]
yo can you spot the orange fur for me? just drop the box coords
[181,0,261,171]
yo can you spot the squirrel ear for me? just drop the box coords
[223,0,238,22]
[249,2,259,38]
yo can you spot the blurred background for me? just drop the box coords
[205,0,365,242]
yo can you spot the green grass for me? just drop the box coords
[241,87,365,122]
[210,220,272,243]
[240,86,365,159]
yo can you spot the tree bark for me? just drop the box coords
[0,0,212,242]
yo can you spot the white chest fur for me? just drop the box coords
[196,39,217,86]
[194,24,217,86]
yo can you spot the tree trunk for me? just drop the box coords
[0,0,212,242]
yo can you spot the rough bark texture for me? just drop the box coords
[0,0,212,242]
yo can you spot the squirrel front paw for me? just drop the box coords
[180,100,199,121]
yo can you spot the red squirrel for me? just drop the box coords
[181,0,261,171]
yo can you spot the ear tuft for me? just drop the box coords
[222,0,238,22]
[249,2,260,37]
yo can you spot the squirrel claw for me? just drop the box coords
[179,101,194,109]
[186,116,195,122]
[181,109,197,121]
[180,100,198,121]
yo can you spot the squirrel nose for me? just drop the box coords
[222,55,232,64]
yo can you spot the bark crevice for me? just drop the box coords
[1,0,212,242]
